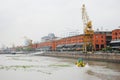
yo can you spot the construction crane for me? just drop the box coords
[82,4,94,53]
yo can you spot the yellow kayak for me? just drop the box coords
[76,62,86,67]
[76,58,86,67]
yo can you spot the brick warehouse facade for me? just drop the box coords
[112,29,120,40]
[110,29,120,50]
[32,29,120,51]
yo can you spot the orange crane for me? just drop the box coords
[82,4,94,53]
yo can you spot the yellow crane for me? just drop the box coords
[82,4,94,53]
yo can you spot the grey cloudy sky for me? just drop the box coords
[0,0,120,48]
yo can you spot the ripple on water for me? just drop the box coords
[86,65,120,80]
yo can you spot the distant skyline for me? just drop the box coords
[0,0,120,48]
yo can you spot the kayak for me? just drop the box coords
[76,58,86,67]
[76,62,86,67]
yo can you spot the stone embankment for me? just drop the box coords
[40,52,120,63]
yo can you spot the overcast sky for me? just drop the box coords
[0,0,120,48]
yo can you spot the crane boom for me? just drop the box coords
[82,4,94,53]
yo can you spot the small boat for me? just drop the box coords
[75,58,86,67]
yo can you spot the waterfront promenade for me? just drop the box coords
[1,51,120,63]
[40,52,120,63]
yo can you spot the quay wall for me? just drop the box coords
[40,52,120,63]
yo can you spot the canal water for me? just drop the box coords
[0,53,120,80]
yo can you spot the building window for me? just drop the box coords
[96,36,98,38]
[101,44,104,49]
[96,44,99,48]
[96,40,98,42]
[101,40,104,42]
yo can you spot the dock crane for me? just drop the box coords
[82,4,94,53]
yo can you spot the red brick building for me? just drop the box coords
[32,30,114,51]
[112,29,120,40]
[110,29,120,50]
[93,34,106,51]
[93,31,112,50]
